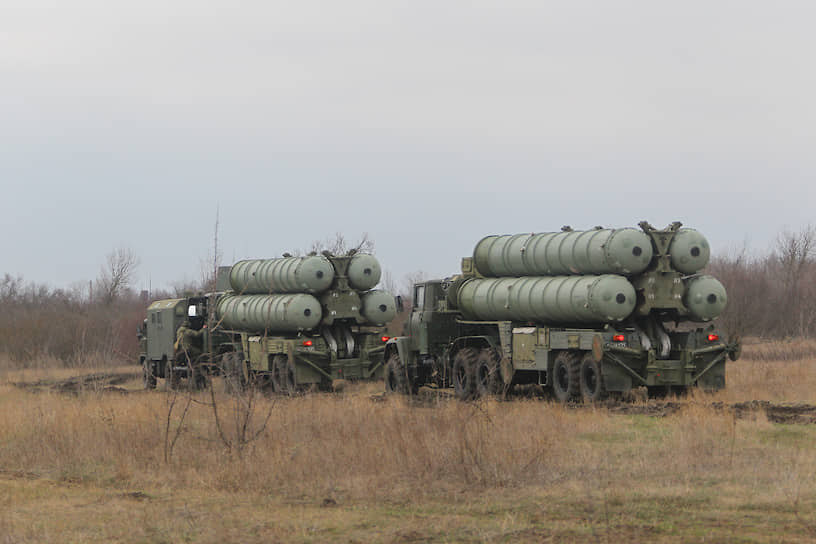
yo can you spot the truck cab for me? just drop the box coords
[139,294,231,390]
[140,298,188,389]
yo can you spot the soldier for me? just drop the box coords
[174,317,206,364]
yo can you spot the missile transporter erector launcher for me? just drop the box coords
[215,252,397,393]
[384,221,740,401]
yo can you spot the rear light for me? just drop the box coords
[381,336,390,343]
[612,334,625,342]
[302,340,313,347]
[707,334,719,342]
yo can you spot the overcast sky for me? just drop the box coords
[2,1,814,293]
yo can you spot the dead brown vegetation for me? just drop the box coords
[1,345,816,542]
[710,225,816,339]
[0,272,145,369]
[2,227,816,541]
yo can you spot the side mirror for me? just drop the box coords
[395,295,404,313]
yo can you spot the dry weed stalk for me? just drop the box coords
[209,368,274,458]
[163,387,192,464]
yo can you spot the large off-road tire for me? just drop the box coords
[189,354,210,391]
[271,354,287,394]
[452,347,478,400]
[284,357,300,395]
[579,352,607,402]
[475,348,501,397]
[142,358,157,390]
[551,351,580,403]
[165,358,180,391]
[192,368,209,391]
[384,354,410,394]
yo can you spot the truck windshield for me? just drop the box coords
[414,285,425,309]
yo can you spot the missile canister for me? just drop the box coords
[216,293,322,332]
[670,228,710,274]
[229,256,335,294]
[684,275,727,321]
[456,274,636,324]
[360,290,397,326]
[347,254,382,291]
[473,228,653,277]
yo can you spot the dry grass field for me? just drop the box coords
[1,342,816,543]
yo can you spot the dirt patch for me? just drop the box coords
[602,400,686,417]
[12,370,816,425]
[0,469,41,480]
[391,389,816,424]
[11,371,140,395]
[730,400,816,424]
[592,399,816,424]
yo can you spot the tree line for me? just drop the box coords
[0,249,157,367]
[709,226,816,340]
[1,227,813,367]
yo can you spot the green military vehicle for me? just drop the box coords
[384,222,741,401]
[140,252,398,393]
[214,252,397,392]
[139,295,232,389]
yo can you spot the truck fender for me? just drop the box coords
[449,335,497,357]
[385,337,415,369]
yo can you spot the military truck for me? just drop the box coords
[383,222,741,401]
[213,252,396,392]
[140,252,398,392]
[139,295,233,389]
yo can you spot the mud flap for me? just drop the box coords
[696,360,726,390]
[602,364,632,392]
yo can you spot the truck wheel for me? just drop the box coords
[167,366,180,391]
[190,355,210,391]
[163,357,180,390]
[475,348,501,397]
[192,369,209,391]
[551,351,579,402]
[271,355,287,394]
[384,354,410,394]
[284,357,298,395]
[452,347,478,400]
[142,358,157,390]
[579,353,607,402]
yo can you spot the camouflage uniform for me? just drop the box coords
[174,321,205,363]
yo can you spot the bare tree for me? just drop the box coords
[200,207,223,292]
[775,226,815,292]
[710,225,816,339]
[96,248,140,304]
[307,232,375,256]
[708,246,768,339]
[170,278,202,298]
[774,226,816,337]
[381,270,399,296]
[401,270,428,298]
[0,274,24,301]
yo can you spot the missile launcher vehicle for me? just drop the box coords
[140,252,398,392]
[384,221,741,401]
[217,252,396,392]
